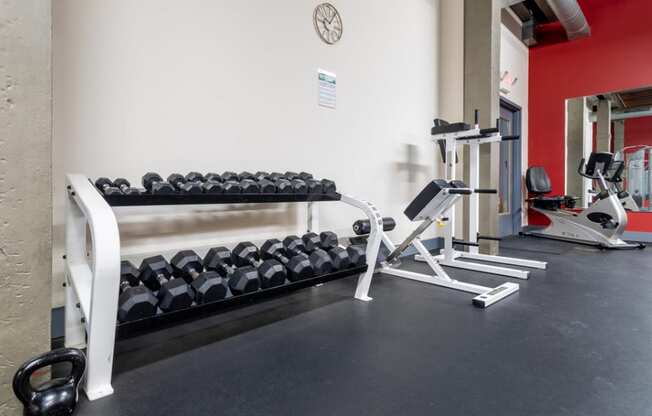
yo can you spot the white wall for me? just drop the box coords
[499,24,529,225]
[52,0,439,305]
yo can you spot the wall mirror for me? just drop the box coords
[565,86,652,212]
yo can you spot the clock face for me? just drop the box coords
[313,3,343,45]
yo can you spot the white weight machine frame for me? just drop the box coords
[415,122,547,279]
[370,181,519,307]
[64,173,383,400]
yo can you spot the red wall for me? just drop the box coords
[528,0,652,230]
[624,116,652,147]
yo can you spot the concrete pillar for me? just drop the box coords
[0,1,52,413]
[596,99,612,152]
[438,0,465,241]
[463,0,501,254]
[566,97,586,198]
[613,120,625,152]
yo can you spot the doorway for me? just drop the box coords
[498,98,522,237]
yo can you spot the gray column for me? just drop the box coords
[463,0,501,254]
[613,120,625,152]
[596,99,612,152]
[566,97,586,197]
[0,0,52,412]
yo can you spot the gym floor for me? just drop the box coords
[77,236,652,416]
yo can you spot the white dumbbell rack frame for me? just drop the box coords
[415,122,548,278]
[64,173,384,401]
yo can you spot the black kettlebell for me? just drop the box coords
[12,348,86,416]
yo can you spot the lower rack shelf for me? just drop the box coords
[115,264,368,340]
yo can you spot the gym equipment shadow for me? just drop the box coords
[111,274,360,375]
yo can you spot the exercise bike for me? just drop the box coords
[606,160,640,211]
[524,152,644,249]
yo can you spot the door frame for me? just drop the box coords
[498,97,523,237]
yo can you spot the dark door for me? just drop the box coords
[498,98,522,237]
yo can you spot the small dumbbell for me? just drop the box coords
[167,173,203,194]
[221,171,239,182]
[283,235,334,275]
[142,172,176,194]
[118,261,158,322]
[254,171,270,181]
[185,172,205,183]
[113,178,145,195]
[239,171,255,181]
[232,242,287,288]
[240,179,261,193]
[205,172,223,183]
[204,247,260,295]
[94,178,122,195]
[260,239,314,281]
[321,179,336,193]
[139,255,193,312]
[171,250,228,304]
[302,232,351,270]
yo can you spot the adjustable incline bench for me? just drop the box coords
[362,179,519,308]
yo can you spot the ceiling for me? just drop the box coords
[510,0,558,24]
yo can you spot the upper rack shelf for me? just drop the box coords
[102,192,343,206]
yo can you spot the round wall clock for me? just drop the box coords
[313,3,343,45]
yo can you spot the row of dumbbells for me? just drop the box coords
[95,171,337,196]
[117,231,366,322]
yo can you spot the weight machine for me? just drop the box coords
[415,115,547,279]
[359,179,519,308]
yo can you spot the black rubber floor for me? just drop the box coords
[77,236,652,416]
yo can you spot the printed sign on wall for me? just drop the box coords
[318,69,336,109]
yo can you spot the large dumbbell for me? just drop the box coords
[232,242,287,288]
[221,171,239,182]
[167,173,203,194]
[171,250,228,304]
[113,178,145,195]
[204,247,261,295]
[94,177,122,195]
[305,231,367,267]
[260,239,314,281]
[301,232,351,270]
[240,179,261,193]
[275,178,307,194]
[139,255,193,312]
[142,172,176,194]
[283,235,334,275]
[118,261,159,322]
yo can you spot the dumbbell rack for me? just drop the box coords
[64,173,383,401]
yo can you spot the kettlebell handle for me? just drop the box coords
[12,348,86,406]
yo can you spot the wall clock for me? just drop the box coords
[313,3,343,45]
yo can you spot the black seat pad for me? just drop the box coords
[526,166,552,194]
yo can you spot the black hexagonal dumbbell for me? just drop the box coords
[268,172,285,182]
[118,261,159,322]
[204,246,260,295]
[275,178,294,193]
[139,255,193,312]
[320,179,337,193]
[301,232,351,270]
[94,177,122,196]
[240,179,261,193]
[142,172,176,194]
[171,250,228,304]
[167,173,203,194]
[205,172,223,183]
[238,171,255,181]
[113,178,145,195]
[283,235,334,275]
[294,172,323,194]
[221,171,239,182]
[254,171,270,181]
[260,239,314,282]
[232,242,287,288]
[185,172,205,183]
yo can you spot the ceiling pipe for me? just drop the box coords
[545,0,590,40]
